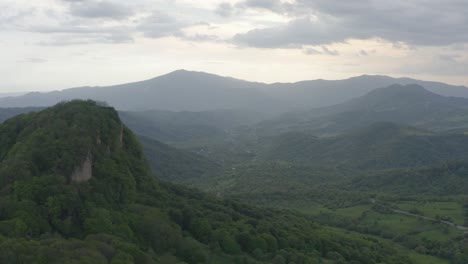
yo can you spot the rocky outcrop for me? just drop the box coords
[119,124,124,147]
[71,152,92,182]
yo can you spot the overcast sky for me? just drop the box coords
[1,0,468,92]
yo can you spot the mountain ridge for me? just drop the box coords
[255,84,468,136]
[1,70,468,112]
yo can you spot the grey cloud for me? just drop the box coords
[39,35,131,46]
[0,6,36,30]
[233,16,343,48]
[322,46,339,56]
[29,8,193,45]
[22,0,136,45]
[233,0,468,48]
[68,0,134,19]
[242,0,281,11]
[136,12,215,42]
[31,23,133,44]
[137,12,185,38]
[215,2,235,17]
[303,48,321,55]
[303,46,339,56]
[216,0,294,16]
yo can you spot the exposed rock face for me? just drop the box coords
[119,124,124,147]
[71,153,92,182]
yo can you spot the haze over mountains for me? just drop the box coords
[2,70,468,263]
[256,84,468,136]
[1,70,468,112]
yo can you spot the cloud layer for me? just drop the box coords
[233,0,468,47]
[0,0,467,91]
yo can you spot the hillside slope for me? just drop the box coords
[0,100,412,263]
[263,122,468,169]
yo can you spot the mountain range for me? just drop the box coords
[1,77,468,262]
[1,70,468,112]
[255,84,468,136]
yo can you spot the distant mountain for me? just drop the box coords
[265,75,468,108]
[0,92,27,98]
[1,70,467,112]
[0,70,275,111]
[0,107,42,122]
[257,84,468,135]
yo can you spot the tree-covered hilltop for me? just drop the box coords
[0,100,412,263]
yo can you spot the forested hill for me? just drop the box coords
[0,100,412,263]
[256,84,468,136]
[262,122,468,170]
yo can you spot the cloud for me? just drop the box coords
[233,16,341,48]
[66,0,134,19]
[322,46,339,56]
[237,0,295,15]
[233,0,468,48]
[303,46,339,56]
[304,47,321,55]
[242,0,283,11]
[137,12,185,38]
[0,4,36,30]
[215,2,235,17]
[30,21,134,44]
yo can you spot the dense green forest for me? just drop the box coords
[2,85,468,263]
[0,101,418,263]
[121,86,468,264]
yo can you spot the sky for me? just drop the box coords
[1,0,468,92]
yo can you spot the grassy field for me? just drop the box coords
[242,197,466,263]
[409,252,450,264]
[395,201,465,225]
[334,205,372,218]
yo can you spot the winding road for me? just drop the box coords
[391,209,468,231]
[372,199,468,232]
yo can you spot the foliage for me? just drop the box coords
[0,100,413,263]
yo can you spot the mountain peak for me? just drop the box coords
[335,84,447,114]
[160,69,226,79]
[364,84,437,100]
[0,100,154,204]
